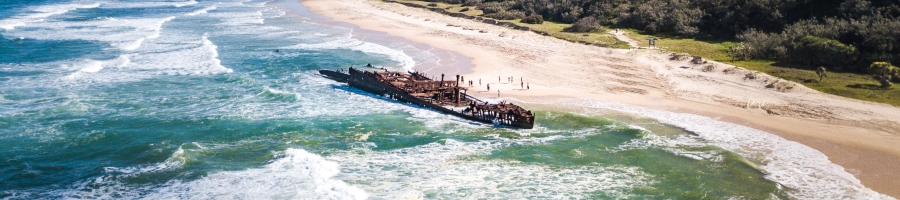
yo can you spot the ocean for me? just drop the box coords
[0,0,889,199]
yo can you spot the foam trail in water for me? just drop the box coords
[52,34,231,84]
[103,144,188,175]
[117,16,176,50]
[173,0,199,7]
[200,35,231,73]
[60,55,131,80]
[328,139,654,199]
[185,5,218,16]
[3,15,177,51]
[13,148,366,199]
[141,148,368,199]
[0,3,101,31]
[285,37,416,71]
[120,35,233,76]
[98,0,197,9]
[557,98,893,199]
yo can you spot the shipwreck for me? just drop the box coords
[319,66,535,129]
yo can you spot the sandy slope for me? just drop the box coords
[302,0,900,197]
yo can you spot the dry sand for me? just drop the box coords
[302,0,900,197]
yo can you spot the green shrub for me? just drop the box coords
[483,10,525,20]
[521,15,544,24]
[869,62,900,88]
[738,29,788,59]
[793,36,858,68]
[563,17,603,33]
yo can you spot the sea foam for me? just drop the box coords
[2,15,177,51]
[60,55,131,80]
[185,5,218,16]
[0,3,101,31]
[98,0,197,9]
[140,148,367,199]
[558,98,893,199]
[328,138,654,199]
[284,37,417,71]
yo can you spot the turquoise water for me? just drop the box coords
[0,0,887,199]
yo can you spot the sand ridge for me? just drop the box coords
[301,0,900,197]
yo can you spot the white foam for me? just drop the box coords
[0,3,101,31]
[111,16,176,50]
[226,10,264,25]
[108,35,232,78]
[98,0,197,9]
[40,147,368,199]
[4,15,177,51]
[327,139,654,199]
[118,38,145,51]
[284,37,416,71]
[103,144,187,175]
[614,133,726,162]
[200,35,231,73]
[243,1,269,8]
[60,55,132,80]
[185,5,217,16]
[141,148,368,199]
[78,60,104,73]
[173,0,199,7]
[556,98,894,199]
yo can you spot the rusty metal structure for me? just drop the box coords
[320,67,535,129]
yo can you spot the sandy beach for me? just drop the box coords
[301,0,900,197]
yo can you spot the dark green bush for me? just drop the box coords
[521,15,544,24]
[483,10,525,20]
[793,36,859,68]
[563,16,603,33]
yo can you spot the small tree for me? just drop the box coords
[868,62,899,88]
[815,66,827,82]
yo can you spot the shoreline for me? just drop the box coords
[274,0,475,75]
[300,0,900,197]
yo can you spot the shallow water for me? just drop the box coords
[0,0,888,199]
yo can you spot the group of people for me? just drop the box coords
[481,75,530,97]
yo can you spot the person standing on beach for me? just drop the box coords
[479,79,481,86]
[487,84,490,91]
[498,90,500,97]
[527,83,530,89]
[521,81,523,89]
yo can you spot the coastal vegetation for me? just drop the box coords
[391,0,900,106]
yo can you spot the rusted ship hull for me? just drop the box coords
[319,67,534,129]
